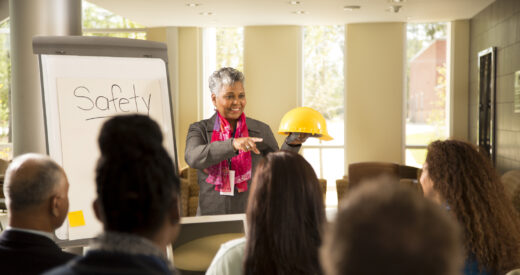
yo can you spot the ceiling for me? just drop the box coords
[87,0,495,27]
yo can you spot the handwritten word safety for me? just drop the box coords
[73,84,151,120]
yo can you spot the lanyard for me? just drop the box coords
[229,127,237,169]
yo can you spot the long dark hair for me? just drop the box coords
[244,150,325,275]
[96,114,179,236]
[425,139,520,274]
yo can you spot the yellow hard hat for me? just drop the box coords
[278,107,333,141]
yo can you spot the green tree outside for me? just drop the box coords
[0,2,146,161]
[215,28,243,72]
[0,20,10,139]
[0,19,11,159]
[83,1,146,39]
[406,23,448,167]
[303,25,344,120]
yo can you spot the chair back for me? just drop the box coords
[336,178,349,204]
[318,179,327,202]
[348,162,400,190]
[502,170,520,214]
[399,164,420,180]
[341,162,422,204]
[179,167,200,217]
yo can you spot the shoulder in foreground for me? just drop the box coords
[214,237,246,259]
[43,265,75,275]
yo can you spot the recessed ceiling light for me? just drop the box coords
[386,5,402,13]
[344,5,361,11]
[186,3,200,7]
[199,11,214,16]
[292,10,307,15]
[290,1,301,5]
[389,0,406,3]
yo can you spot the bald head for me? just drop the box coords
[4,153,66,212]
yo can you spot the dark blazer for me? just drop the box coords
[0,229,76,275]
[44,250,176,275]
[185,113,299,215]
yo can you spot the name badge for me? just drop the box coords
[220,170,235,196]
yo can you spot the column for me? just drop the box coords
[10,0,82,155]
[243,26,301,146]
[449,20,470,141]
[345,23,405,165]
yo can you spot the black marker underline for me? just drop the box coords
[85,114,151,121]
[85,115,117,121]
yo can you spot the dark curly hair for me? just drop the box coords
[244,150,325,275]
[96,114,179,236]
[425,139,520,274]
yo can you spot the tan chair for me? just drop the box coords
[398,165,422,195]
[179,167,199,217]
[399,165,420,180]
[318,179,327,202]
[399,178,423,195]
[338,162,422,205]
[502,170,520,214]
[348,162,401,190]
[0,159,8,176]
[336,177,349,204]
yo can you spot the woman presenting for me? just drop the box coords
[185,67,306,215]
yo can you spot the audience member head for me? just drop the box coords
[3,153,69,232]
[94,114,180,246]
[422,139,520,273]
[321,177,463,275]
[244,150,325,275]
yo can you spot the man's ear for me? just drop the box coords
[50,195,60,217]
[93,198,104,223]
[169,200,180,225]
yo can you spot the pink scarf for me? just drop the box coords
[205,112,251,192]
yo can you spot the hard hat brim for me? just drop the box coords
[278,131,334,141]
[278,107,333,142]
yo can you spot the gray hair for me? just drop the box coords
[208,67,245,95]
[3,153,64,211]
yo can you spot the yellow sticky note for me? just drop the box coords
[68,210,86,227]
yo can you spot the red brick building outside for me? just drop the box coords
[408,39,446,123]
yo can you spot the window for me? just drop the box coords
[405,23,449,167]
[82,1,146,39]
[0,19,11,160]
[0,2,145,162]
[301,25,345,208]
[202,27,244,119]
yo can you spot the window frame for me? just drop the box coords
[403,22,452,167]
[300,25,346,208]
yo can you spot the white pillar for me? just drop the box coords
[10,0,81,155]
[448,20,470,141]
[345,23,405,165]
